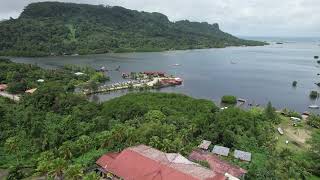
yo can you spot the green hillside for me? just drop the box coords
[0,2,266,57]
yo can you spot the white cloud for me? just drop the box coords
[0,0,320,36]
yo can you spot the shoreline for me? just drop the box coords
[0,43,269,58]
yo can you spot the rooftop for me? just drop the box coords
[25,88,37,94]
[212,145,230,156]
[198,140,212,150]
[96,144,226,180]
[234,150,251,162]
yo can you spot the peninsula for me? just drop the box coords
[0,2,266,57]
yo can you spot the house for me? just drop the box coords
[198,140,212,150]
[212,145,230,157]
[0,84,8,91]
[25,88,37,94]
[96,144,226,180]
[189,150,247,180]
[234,150,251,162]
[37,79,45,83]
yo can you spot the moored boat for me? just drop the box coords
[290,117,301,121]
[308,105,320,109]
[237,98,246,103]
[277,127,284,135]
[302,111,311,116]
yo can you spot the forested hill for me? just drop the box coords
[0,2,266,57]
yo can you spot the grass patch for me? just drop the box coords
[275,115,315,152]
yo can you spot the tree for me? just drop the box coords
[307,131,320,176]
[4,136,21,164]
[310,91,319,99]
[144,110,166,122]
[76,135,93,154]
[95,130,112,148]
[221,95,237,104]
[7,81,27,94]
[308,114,320,129]
[36,151,55,175]
[58,141,75,160]
[65,164,84,180]
[83,172,100,180]
[83,80,99,92]
[265,101,278,123]
[48,158,67,180]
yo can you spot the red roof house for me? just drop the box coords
[189,150,247,179]
[96,145,226,180]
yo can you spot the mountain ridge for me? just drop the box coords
[0,2,267,57]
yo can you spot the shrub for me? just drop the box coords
[221,95,237,104]
[7,81,27,94]
[308,114,320,128]
[310,91,319,99]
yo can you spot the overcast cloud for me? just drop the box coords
[1,0,320,36]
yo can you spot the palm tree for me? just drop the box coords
[58,141,74,160]
[65,164,84,180]
[83,172,100,180]
[4,136,20,164]
[36,151,55,175]
[76,135,92,154]
[48,158,67,180]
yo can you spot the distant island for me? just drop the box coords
[0,2,267,57]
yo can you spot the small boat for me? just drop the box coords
[309,105,320,109]
[302,111,311,116]
[230,61,237,64]
[277,127,284,135]
[290,117,301,121]
[74,72,85,76]
[172,64,181,66]
[237,98,246,103]
[276,42,283,44]
[97,66,108,72]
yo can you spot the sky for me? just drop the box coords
[1,0,320,37]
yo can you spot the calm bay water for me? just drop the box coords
[11,37,320,113]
